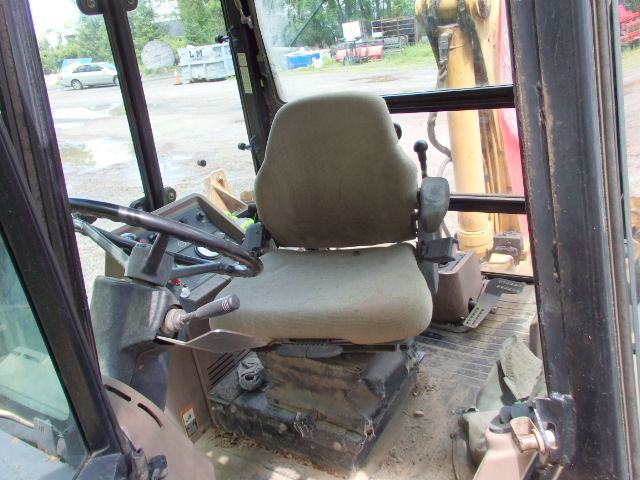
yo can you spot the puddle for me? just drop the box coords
[52,106,114,121]
[355,74,398,83]
[59,138,135,168]
[55,122,85,130]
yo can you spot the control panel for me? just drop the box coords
[107,193,247,311]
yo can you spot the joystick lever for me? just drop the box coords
[413,140,429,178]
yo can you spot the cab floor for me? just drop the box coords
[196,285,537,480]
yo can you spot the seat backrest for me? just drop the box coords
[255,92,419,248]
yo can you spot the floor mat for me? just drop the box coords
[368,284,538,480]
[418,284,537,395]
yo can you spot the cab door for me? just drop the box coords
[0,117,130,479]
[0,1,130,477]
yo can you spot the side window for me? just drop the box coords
[0,232,86,477]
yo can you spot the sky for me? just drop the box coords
[28,0,179,36]
[29,0,80,35]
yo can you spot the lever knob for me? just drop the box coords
[413,140,429,178]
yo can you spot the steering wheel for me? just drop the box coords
[69,198,263,285]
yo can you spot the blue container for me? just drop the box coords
[284,52,321,70]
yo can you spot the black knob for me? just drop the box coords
[393,122,402,140]
[215,34,229,43]
[196,159,207,167]
[413,140,429,178]
[238,142,253,151]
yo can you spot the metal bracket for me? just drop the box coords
[76,0,138,15]
[533,394,576,465]
[158,329,267,354]
[130,448,168,480]
[509,394,575,467]
[33,417,58,457]
[510,416,547,454]
[463,278,525,328]
[293,411,317,437]
[241,222,266,256]
[129,187,177,212]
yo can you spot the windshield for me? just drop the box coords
[253,0,513,101]
[29,0,534,280]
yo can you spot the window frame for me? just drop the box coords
[0,119,129,477]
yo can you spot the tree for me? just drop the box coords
[623,0,640,12]
[74,16,114,63]
[129,0,170,59]
[259,0,415,48]
[177,0,226,45]
[36,0,171,72]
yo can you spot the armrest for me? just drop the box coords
[419,177,450,233]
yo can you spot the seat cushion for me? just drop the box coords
[210,244,432,345]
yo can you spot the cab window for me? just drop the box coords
[0,232,86,478]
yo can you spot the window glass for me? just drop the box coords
[616,3,640,353]
[440,211,532,276]
[390,108,528,273]
[620,4,640,214]
[391,108,523,196]
[30,2,145,207]
[125,1,255,200]
[0,232,86,477]
[253,0,513,101]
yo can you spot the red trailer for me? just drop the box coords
[620,3,640,43]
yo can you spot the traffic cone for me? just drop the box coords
[174,69,182,85]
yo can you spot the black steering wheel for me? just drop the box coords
[69,198,263,283]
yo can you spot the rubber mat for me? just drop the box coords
[418,284,537,396]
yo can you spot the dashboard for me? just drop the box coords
[107,193,247,311]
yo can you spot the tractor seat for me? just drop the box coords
[210,91,441,346]
[210,244,431,344]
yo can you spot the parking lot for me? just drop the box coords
[48,65,441,204]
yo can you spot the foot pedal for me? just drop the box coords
[463,278,525,328]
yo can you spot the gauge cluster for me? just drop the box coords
[110,194,246,311]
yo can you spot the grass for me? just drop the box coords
[280,42,435,76]
[622,43,640,71]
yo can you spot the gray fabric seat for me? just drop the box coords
[211,91,434,344]
[211,244,431,344]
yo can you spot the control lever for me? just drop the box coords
[393,122,402,140]
[414,140,429,178]
[161,294,240,334]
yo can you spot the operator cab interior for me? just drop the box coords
[3,0,637,478]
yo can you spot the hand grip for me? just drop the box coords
[183,294,240,323]
[162,295,241,335]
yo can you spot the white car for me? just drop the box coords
[59,62,119,90]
